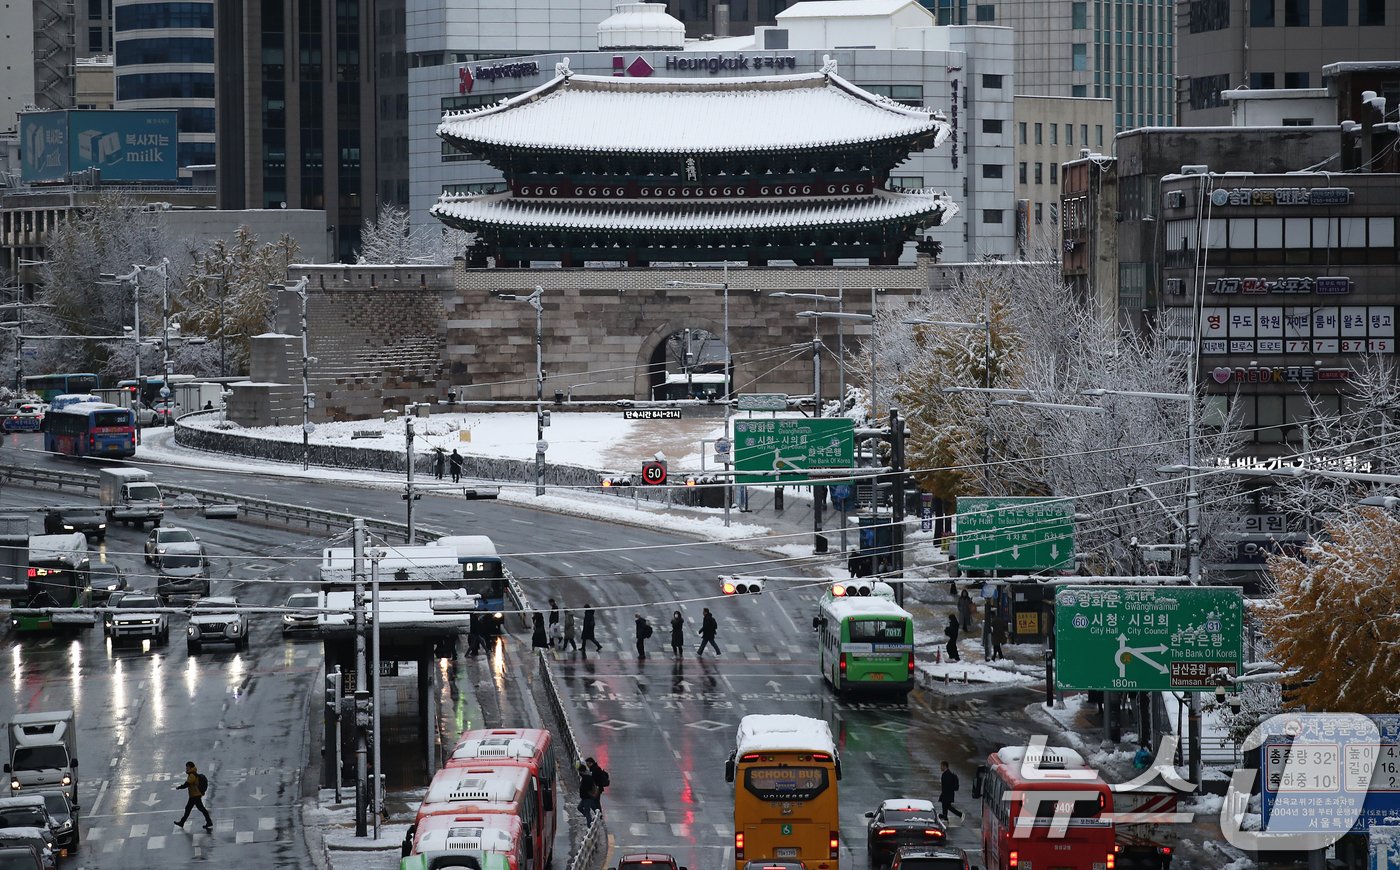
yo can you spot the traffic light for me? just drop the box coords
[325,671,342,716]
[601,475,633,488]
[721,576,764,595]
[832,580,874,597]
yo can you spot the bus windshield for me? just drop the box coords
[848,619,908,641]
[730,715,840,870]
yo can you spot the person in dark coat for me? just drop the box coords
[466,612,482,656]
[433,450,445,480]
[957,589,974,635]
[991,614,1007,661]
[449,449,463,483]
[531,612,549,650]
[697,607,721,655]
[576,761,601,822]
[938,761,964,822]
[944,613,961,662]
[581,605,602,652]
[562,610,578,652]
[548,598,561,648]
[670,611,684,657]
[634,613,651,659]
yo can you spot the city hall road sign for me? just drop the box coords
[734,418,853,484]
[1054,585,1244,693]
[956,496,1075,572]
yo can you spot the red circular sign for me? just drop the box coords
[641,461,667,486]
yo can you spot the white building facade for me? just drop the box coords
[406,1,1016,262]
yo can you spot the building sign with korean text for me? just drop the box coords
[1209,187,1351,207]
[1182,305,1395,356]
[664,55,797,73]
[1261,714,1400,834]
[1210,276,1353,295]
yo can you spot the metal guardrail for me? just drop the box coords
[537,650,607,870]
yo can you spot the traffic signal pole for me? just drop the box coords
[889,408,906,604]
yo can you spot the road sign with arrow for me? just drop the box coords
[733,418,854,484]
[1053,585,1244,692]
[956,496,1075,572]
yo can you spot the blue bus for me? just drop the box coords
[23,373,99,402]
[43,402,137,458]
[432,535,508,634]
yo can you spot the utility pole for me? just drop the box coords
[889,407,906,603]
[159,259,172,419]
[370,549,383,841]
[299,282,312,470]
[405,411,416,544]
[812,324,824,553]
[352,519,368,837]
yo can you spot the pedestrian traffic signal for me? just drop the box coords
[721,576,764,595]
[325,671,342,715]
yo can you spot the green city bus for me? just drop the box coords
[814,584,915,696]
[9,534,92,633]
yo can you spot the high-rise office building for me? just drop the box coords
[114,0,215,171]
[1176,0,1400,125]
[939,0,1176,131]
[216,0,407,260]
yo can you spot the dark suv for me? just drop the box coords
[42,506,107,542]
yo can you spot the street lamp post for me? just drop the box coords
[499,287,546,495]
[667,265,738,524]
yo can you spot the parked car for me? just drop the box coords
[0,844,44,870]
[42,506,107,542]
[1,404,44,433]
[144,526,196,563]
[0,796,56,850]
[32,793,76,854]
[889,846,971,870]
[280,591,320,636]
[187,597,249,653]
[866,799,947,867]
[106,594,169,645]
[88,562,127,604]
[0,829,55,870]
[615,853,686,870]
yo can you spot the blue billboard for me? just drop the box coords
[20,110,179,183]
[1261,714,1400,834]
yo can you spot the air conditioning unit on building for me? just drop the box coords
[1165,190,1185,209]
[1164,278,1185,295]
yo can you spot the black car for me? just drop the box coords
[41,506,107,542]
[889,846,969,870]
[0,845,43,870]
[33,793,76,854]
[88,563,127,604]
[866,799,948,867]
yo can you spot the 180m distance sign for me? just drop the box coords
[1053,585,1244,693]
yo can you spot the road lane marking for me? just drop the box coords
[147,835,166,849]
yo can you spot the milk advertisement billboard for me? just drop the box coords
[20,110,178,182]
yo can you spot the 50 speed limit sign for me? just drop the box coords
[641,460,668,486]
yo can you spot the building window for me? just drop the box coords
[1035,122,1043,144]
[1072,84,1087,97]
[89,26,104,51]
[1322,0,1348,24]
[1284,71,1310,88]
[889,176,925,189]
[1071,1,1087,27]
[1189,0,1231,31]
[1035,202,1044,224]
[1095,125,1104,146]
[1035,163,1044,184]
[983,209,1005,224]
[1360,0,1384,24]
[1250,72,1277,89]
[976,4,995,21]
[1188,74,1231,109]
[1284,0,1309,25]
[1281,117,1314,125]
[1050,124,1058,145]
[1050,203,1060,224]
[1250,0,1275,25]
[1019,162,1028,184]
[1019,121,1027,144]
[982,119,1004,134]
[1081,124,1089,146]
[1072,43,1088,71]
[1066,125,1074,147]
[1050,163,1059,184]
[982,73,1004,89]
[982,164,1005,179]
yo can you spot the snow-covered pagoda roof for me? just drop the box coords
[432,189,958,232]
[437,69,950,156]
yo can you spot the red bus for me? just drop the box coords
[978,745,1117,870]
[405,812,528,870]
[446,728,558,866]
[411,765,547,870]
[43,402,136,458]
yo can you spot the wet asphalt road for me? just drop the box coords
[2,435,1052,869]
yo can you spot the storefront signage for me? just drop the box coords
[1208,187,1351,207]
[475,61,540,83]
[664,55,797,73]
[1190,305,1395,356]
[1208,365,1353,385]
[1211,276,1352,295]
[512,178,872,199]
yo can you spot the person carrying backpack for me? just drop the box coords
[634,613,652,659]
[174,761,213,830]
[586,757,609,796]
[576,761,601,823]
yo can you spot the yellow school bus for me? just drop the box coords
[725,714,841,870]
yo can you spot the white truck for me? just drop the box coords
[4,710,78,803]
[172,382,224,417]
[99,467,164,528]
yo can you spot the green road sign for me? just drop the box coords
[734,419,854,484]
[1053,585,1245,692]
[956,496,1075,571]
[737,393,788,411]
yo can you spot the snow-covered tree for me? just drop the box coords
[180,229,300,374]
[850,252,1246,574]
[1262,509,1400,713]
[357,204,472,265]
